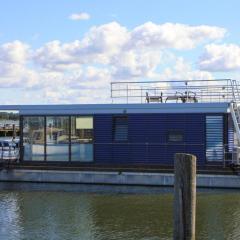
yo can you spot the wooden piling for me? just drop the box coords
[174,153,196,240]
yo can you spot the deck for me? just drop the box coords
[1,163,240,188]
[0,161,238,176]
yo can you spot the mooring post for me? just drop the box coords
[174,153,196,240]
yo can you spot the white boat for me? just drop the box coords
[0,139,19,161]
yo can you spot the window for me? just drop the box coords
[21,115,94,162]
[23,116,45,161]
[71,116,93,161]
[168,130,184,142]
[113,116,128,141]
[46,116,69,161]
[206,115,223,161]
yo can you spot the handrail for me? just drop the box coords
[111,79,232,85]
[224,144,240,167]
[230,103,240,143]
[111,79,240,104]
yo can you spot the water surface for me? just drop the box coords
[0,185,240,240]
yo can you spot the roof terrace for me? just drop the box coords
[111,79,240,104]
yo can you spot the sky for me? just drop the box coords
[0,0,240,104]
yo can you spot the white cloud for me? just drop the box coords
[0,21,226,104]
[33,40,81,71]
[198,44,240,71]
[34,22,129,70]
[34,67,111,104]
[0,41,39,88]
[159,57,213,80]
[33,21,225,74]
[69,12,90,21]
[111,50,162,79]
[80,22,129,55]
[0,40,30,63]
[127,22,226,50]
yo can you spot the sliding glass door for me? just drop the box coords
[22,115,93,162]
[23,117,45,161]
[46,116,69,161]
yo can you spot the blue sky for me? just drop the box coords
[0,0,240,104]
[1,0,240,44]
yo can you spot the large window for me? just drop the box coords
[113,116,128,141]
[46,116,69,161]
[23,117,45,161]
[71,116,93,161]
[21,115,94,162]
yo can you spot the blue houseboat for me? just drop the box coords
[0,79,240,172]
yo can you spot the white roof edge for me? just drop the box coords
[0,103,230,114]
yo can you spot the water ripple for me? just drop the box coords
[0,190,240,240]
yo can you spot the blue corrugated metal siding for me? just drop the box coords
[93,115,113,164]
[94,113,207,166]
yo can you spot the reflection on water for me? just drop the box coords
[1,187,240,240]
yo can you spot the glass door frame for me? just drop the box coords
[20,114,94,163]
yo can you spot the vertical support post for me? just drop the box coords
[174,153,196,240]
[12,124,16,140]
[44,116,47,161]
[69,116,71,162]
[19,115,24,162]
[126,84,129,104]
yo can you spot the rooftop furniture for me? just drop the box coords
[165,91,183,103]
[180,91,198,103]
[146,92,163,103]
[165,91,198,103]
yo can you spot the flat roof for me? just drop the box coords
[0,103,229,114]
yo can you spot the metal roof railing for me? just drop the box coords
[111,79,240,104]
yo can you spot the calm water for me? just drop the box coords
[1,185,240,240]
